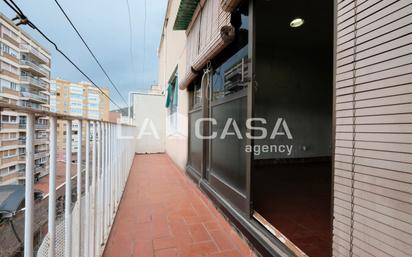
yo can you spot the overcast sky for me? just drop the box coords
[0,0,167,109]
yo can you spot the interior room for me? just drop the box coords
[252,0,334,256]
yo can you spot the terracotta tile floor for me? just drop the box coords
[103,154,257,257]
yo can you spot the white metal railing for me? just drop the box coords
[0,102,138,257]
[20,75,49,90]
[20,59,49,77]
[21,91,49,103]
[20,44,50,65]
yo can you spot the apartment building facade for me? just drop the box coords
[0,13,51,185]
[158,0,189,170]
[50,78,110,160]
[160,0,412,256]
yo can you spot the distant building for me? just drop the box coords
[0,13,51,185]
[109,111,121,123]
[50,78,110,160]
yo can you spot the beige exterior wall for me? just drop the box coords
[0,13,51,185]
[158,0,189,170]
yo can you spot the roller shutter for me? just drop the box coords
[333,0,412,256]
[179,0,233,89]
[220,0,242,12]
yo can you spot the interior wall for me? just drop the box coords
[254,0,333,160]
[254,48,333,159]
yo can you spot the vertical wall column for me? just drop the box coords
[24,113,35,257]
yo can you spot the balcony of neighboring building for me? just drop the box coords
[1,29,19,48]
[0,138,20,148]
[0,68,20,80]
[20,58,49,78]
[2,51,20,64]
[20,90,49,104]
[17,100,49,111]
[0,154,20,166]
[19,43,50,65]
[0,122,20,130]
[0,86,20,97]
[20,75,49,91]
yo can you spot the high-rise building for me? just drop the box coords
[0,13,51,185]
[50,78,110,160]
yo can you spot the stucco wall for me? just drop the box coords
[158,0,189,170]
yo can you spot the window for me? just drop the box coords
[1,61,19,75]
[1,115,17,123]
[88,103,99,109]
[190,79,202,110]
[165,73,178,134]
[88,93,99,102]
[211,46,248,100]
[1,43,19,58]
[2,149,16,158]
[70,93,83,99]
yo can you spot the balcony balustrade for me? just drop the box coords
[20,75,49,91]
[21,91,49,104]
[20,44,49,65]
[20,59,49,78]
[0,102,137,257]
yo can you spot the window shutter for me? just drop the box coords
[179,0,234,90]
[220,0,242,12]
[333,0,412,256]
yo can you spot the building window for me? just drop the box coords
[165,72,178,134]
[1,43,19,58]
[1,115,17,123]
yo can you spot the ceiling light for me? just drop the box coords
[290,18,304,28]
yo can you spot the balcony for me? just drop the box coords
[18,100,49,111]
[21,91,49,104]
[0,86,20,97]
[0,138,20,147]
[103,154,256,257]
[34,150,48,159]
[0,102,255,257]
[20,44,49,65]
[20,59,49,78]
[20,75,49,91]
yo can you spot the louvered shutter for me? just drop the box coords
[220,0,242,12]
[333,0,412,256]
[179,0,233,89]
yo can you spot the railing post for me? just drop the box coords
[91,121,97,257]
[76,120,82,257]
[24,113,35,257]
[48,116,57,257]
[85,121,91,257]
[96,121,102,252]
[65,119,73,257]
[101,122,106,244]
[107,124,111,227]
[104,122,109,237]
[111,124,115,219]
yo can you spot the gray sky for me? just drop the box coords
[0,0,167,109]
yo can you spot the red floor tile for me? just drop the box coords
[103,154,256,257]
